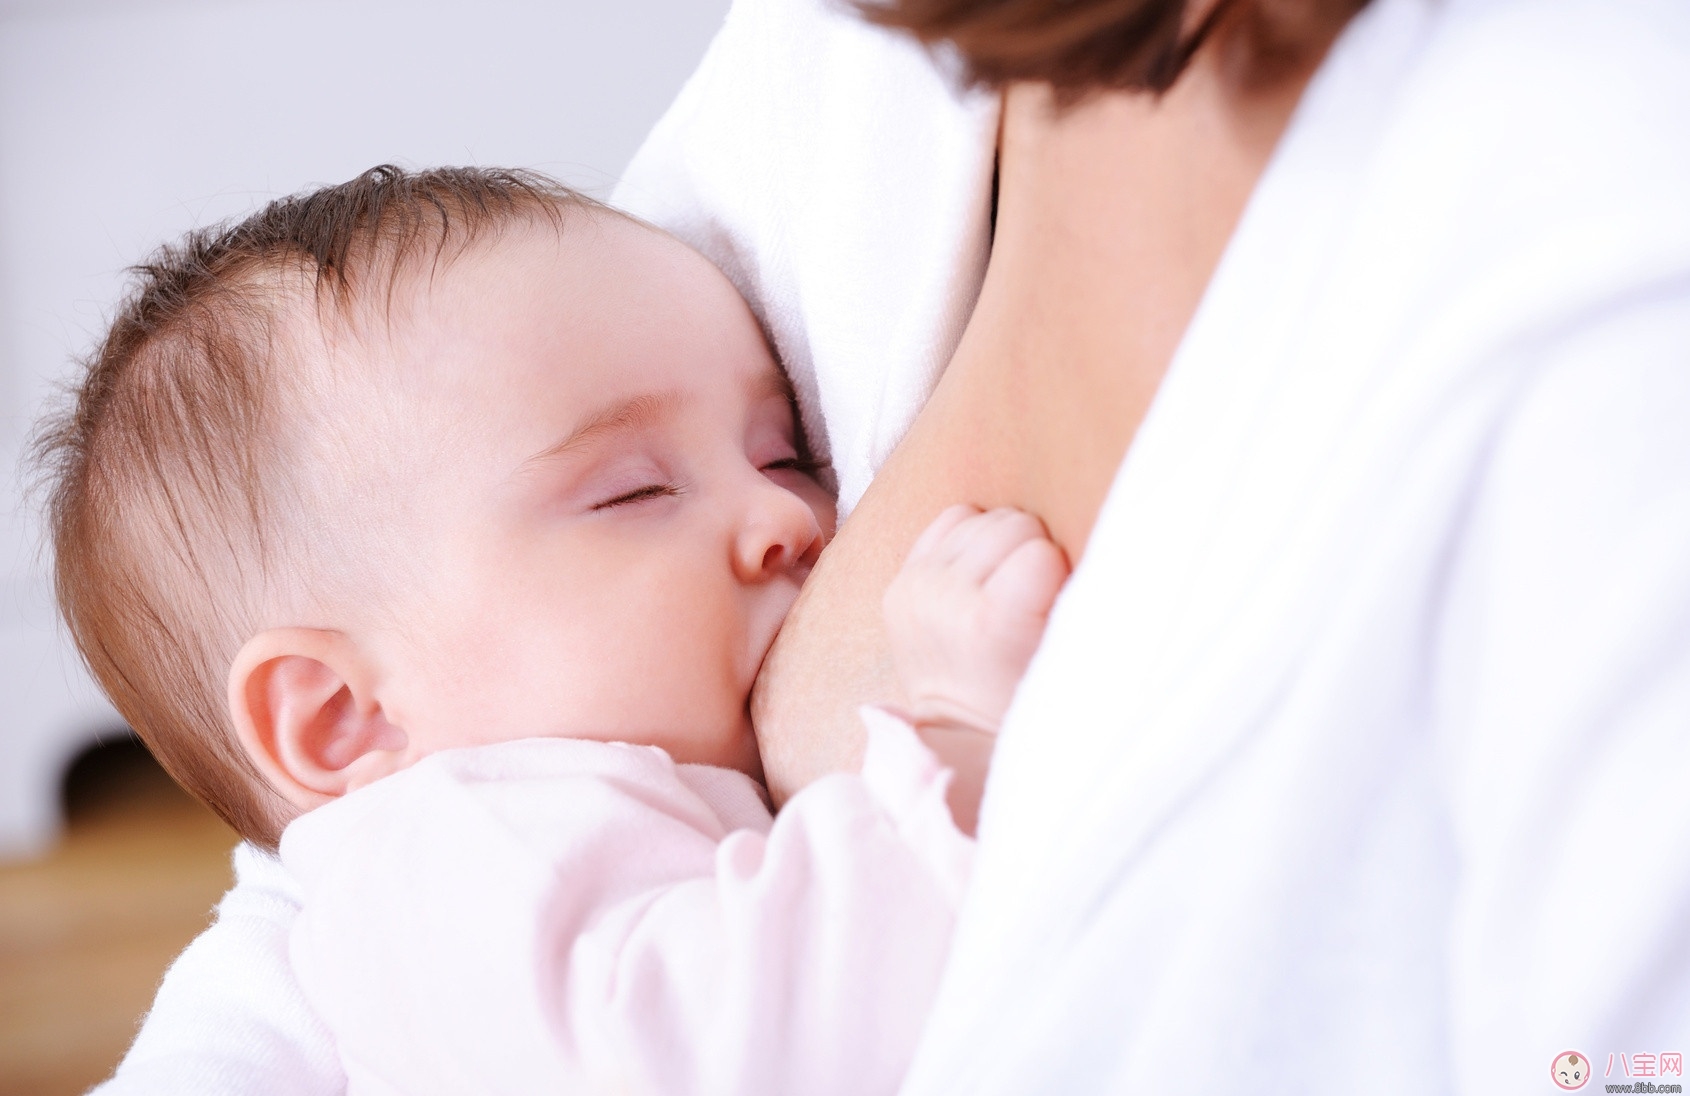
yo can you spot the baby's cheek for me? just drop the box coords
[811,490,840,542]
[629,597,743,713]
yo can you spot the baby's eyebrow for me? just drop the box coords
[752,367,796,406]
[521,389,687,470]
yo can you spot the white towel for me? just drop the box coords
[92,843,340,1096]
[613,0,998,514]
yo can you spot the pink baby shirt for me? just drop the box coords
[278,708,973,1096]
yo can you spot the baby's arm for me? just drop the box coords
[283,731,970,1096]
[883,505,1068,832]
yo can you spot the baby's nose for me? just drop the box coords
[734,483,822,583]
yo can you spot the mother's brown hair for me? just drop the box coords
[859,0,1370,93]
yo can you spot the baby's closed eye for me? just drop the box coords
[760,455,826,475]
[592,482,684,510]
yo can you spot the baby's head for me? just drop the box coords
[37,166,834,849]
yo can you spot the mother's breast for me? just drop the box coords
[752,62,1322,801]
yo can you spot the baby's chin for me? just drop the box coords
[642,705,763,782]
[715,712,765,784]
[689,706,762,784]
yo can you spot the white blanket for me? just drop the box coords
[98,0,1690,1092]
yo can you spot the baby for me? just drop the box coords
[37,166,1067,1095]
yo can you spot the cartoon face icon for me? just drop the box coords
[1552,1051,1590,1090]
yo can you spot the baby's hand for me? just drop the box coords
[884,505,1069,735]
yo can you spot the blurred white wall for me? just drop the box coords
[0,0,730,858]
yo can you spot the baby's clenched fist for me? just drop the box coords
[884,505,1069,735]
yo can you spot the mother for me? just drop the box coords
[618,0,1690,1090]
[99,0,1690,1091]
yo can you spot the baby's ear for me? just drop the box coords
[228,628,410,811]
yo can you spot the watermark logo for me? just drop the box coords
[1604,1052,1685,1091]
[1556,1049,1686,1092]
[1554,1051,1592,1090]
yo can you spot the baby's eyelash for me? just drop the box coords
[593,483,682,510]
[763,456,827,475]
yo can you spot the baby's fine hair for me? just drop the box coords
[32,165,602,848]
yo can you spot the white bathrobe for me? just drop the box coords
[98,0,1690,1092]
